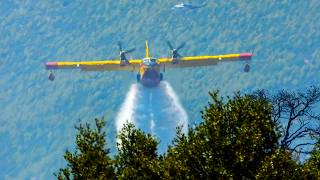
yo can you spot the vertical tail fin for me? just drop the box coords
[145,40,150,58]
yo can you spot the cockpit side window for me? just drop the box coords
[143,59,150,66]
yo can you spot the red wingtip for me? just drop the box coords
[240,53,253,57]
[45,62,58,69]
[240,53,253,60]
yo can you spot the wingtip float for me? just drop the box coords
[45,41,253,87]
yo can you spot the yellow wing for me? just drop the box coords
[45,59,142,72]
[158,53,252,68]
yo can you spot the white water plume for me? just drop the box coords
[115,81,188,152]
[161,81,188,133]
[115,83,139,132]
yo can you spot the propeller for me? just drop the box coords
[118,42,136,62]
[167,41,185,59]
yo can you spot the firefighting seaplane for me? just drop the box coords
[45,41,252,87]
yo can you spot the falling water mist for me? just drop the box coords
[115,81,188,152]
[115,83,139,132]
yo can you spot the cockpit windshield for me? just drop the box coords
[142,58,157,66]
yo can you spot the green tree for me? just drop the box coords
[302,140,320,179]
[54,118,115,179]
[165,91,279,179]
[55,87,320,179]
[115,123,163,179]
[255,149,303,179]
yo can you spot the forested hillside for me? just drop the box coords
[56,88,320,179]
[0,0,319,178]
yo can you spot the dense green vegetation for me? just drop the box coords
[2,1,319,178]
[56,87,320,179]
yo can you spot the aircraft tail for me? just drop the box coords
[145,40,150,58]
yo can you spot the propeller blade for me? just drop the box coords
[167,41,174,50]
[125,48,136,54]
[118,42,123,51]
[177,42,186,51]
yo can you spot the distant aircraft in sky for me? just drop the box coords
[171,2,207,10]
[171,2,207,26]
[45,41,252,87]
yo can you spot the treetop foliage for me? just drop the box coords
[115,123,162,179]
[55,119,115,179]
[164,90,279,179]
[56,87,320,179]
